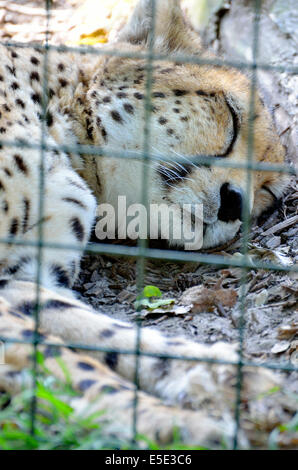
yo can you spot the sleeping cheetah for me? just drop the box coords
[0,0,289,447]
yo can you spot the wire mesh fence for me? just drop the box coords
[0,0,297,449]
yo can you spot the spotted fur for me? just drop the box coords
[0,279,279,446]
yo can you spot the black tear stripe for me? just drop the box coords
[221,96,240,157]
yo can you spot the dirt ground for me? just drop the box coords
[1,0,297,447]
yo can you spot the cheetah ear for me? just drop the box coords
[118,0,202,54]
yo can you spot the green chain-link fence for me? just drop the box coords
[0,0,297,449]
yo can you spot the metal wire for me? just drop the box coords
[1,39,298,75]
[132,0,157,440]
[0,0,297,449]
[0,137,295,174]
[29,0,52,437]
[233,0,262,448]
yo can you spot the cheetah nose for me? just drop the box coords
[218,183,243,222]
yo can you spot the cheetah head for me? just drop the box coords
[82,0,289,250]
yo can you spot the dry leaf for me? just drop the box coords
[281,282,298,295]
[278,323,298,339]
[221,268,243,280]
[254,289,269,307]
[289,339,298,350]
[180,285,237,313]
[247,245,293,266]
[264,236,281,250]
[78,28,108,45]
[271,341,290,354]
[228,245,293,267]
[136,304,192,319]
[152,305,192,316]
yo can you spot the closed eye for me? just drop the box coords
[157,163,193,183]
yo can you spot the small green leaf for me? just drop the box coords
[143,285,162,298]
[36,383,73,417]
[134,285,174,310]
[36,350,45,366]
[55,357,72,385]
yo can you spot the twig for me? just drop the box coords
[261,215,298,237]
[279,126,291,138]
[3,23,66,34]
[0,1,69,17]
[255,299,296,309]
